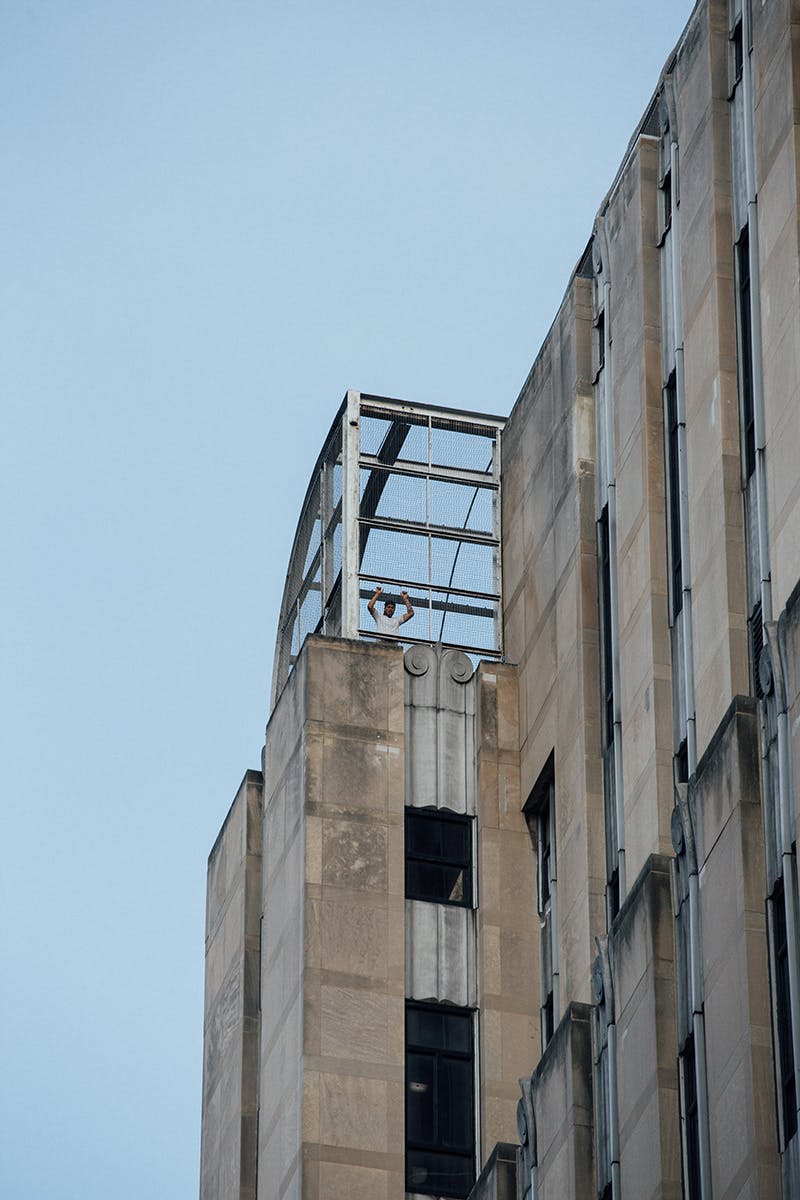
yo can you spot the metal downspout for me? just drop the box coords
[667,130,698,775]
[605,281,626,903]
[550,785,560,1025]
[674,784,713,1198]
[596,219,627,903]
[775,619,800,1132]
[608,1018,621,1197]
[689,865,713,1197]
[741,0,772,628]
[597,939,621,1198]
[665,76,711,1194]
[742,0,800,1144]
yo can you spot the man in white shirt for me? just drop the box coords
[368,585,415,636]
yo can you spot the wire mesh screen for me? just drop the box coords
[273,394,504,709]
[357,400,502,657]
[430,422,497,473]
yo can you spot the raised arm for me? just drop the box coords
[367,585,382,620]
[399,589,415,625]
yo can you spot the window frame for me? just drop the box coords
[678,1033,702,1200]
[735,226,757,482]
[405,807,474,909]
[597,506,620,922]
[664,372,684,621]
[769,877,798,1149]
[658,167,673,246]
[593,310,606,383]
[405,1000,476,1199]
[524,754,558,1050]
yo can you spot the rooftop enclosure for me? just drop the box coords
[271,391,505,707]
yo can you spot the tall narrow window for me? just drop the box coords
[673,817,703,1199]
[675,739,689,786]
[525,755,558,1049]
[731,16,744,91]
[736,227,756,481]
[771,879,798,1146]
[592,963,613,1200]
[405,1003,475,1198]
[679,1034,702,1199]
[749,600,764,701]
[405,808,473,907]
[659,169,673,243]
[664,373,683,620]
[598,507,619,920]
[762,672,798,1152]
[595,311,606,379]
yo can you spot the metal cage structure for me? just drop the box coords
[271,391,505,708]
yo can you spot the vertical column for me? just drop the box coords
[341,390,361,640]
[200,771,263,1200]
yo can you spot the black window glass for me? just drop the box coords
[681,1036,701,1199]
[406,1007,472,1054]
[407,1007,443,1049]
[406,1053,435,1143]
[598,507,615,750]
[405,809,473,907]
[439,1057,473,1148]
[663,172,672,228]
[665,374,683,619]
[773,881,798,1145]
[732,19,744,82]
[737,228,756,480]
[406,1003,475,1198]
[407,1149,474,1197]
[596,312,605,374]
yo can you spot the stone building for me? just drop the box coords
[199,1,800,1197]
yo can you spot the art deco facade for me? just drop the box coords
[199,1,800,1196]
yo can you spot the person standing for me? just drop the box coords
[367,585,414,636]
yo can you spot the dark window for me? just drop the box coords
[537,793,552,908]
[606,863,620,925]
[772,880,798,1146]
[595,311,605,377]
[660,169,673,241]
[680,1035,702,1199]
[598,507,619,922]
[525,757,558,1049]
[737,228,756,480]
[749,600,764,700]
[406,1003,475,1198]
[541,991,554,1046]
[598,508,615,753]
[406,809,473,907]
[675,739,689,785]
[731,18,744,87]
[665,374,683,619]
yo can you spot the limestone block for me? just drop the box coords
[320,985,390,1063]
[482,923,501,993]
[317,1161,390,1200]
[318,895,388,980]
[321,818,387,893]
[319,1073,389,1151]
[321,734,393,814]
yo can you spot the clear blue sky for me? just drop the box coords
[2,3,692,1196]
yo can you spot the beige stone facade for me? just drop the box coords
[200,1,800,1197]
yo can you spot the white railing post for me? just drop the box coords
[341,390,361,639]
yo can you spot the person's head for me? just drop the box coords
[384,600,396,617]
